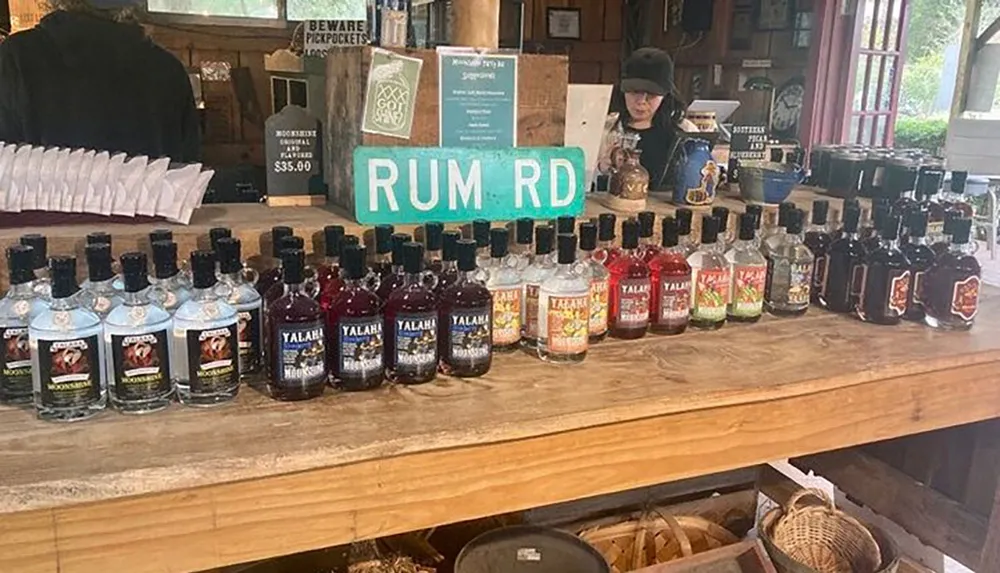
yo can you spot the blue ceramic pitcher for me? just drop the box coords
[673,138,719,206]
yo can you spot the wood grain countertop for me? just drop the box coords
[2,284,999,573]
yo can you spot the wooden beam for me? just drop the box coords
[951,0,983,120]
[452,0,501,48]
[980,479,1000,572]
[976,14,1000,52]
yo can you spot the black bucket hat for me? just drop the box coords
[621,47,675,96]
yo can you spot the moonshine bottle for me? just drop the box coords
[0,245,50,404]
[385,243,439,384]
[649,216,691,335]
[267,248,326,401]
[484,227,523,352]
[538,234,590,364]
[217,238,263,377]
[438,240,493,377]
[520,225,556,348]
[608,219,651,338]
[81,243,123,319]
[329,244,385,391]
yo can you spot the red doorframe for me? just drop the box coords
[799,0,856,148]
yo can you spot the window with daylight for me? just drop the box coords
[146,0,367,23]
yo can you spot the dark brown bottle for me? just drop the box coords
[931,211,960,257]
[804,200,831,304]
[435,230,463,298]
[820,204,864,312]
[266,249,326,401]
[832,198,861,241]
[329,244,384,391]
[472,219,491,264]
[917,165,947,232]
[924,218,981,331]
[900,210,936,322]
[385,243,439,385]
[424,222,445,274]
[857,215,911,325]
[438,240,493,377]
[372,224,395,277]
[375,233,411,301]
[255,226,294,295]
[861,201,890,250]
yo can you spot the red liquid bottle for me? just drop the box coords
[264,235,306,311]
[316,225,345,292]
[255,226,294,295]
[424,222,445,274]
[376,233,411,301]
[857,215,911,325]
[638,210,660,263]
[804,200,832,304]
[595,213,622,267]
[385,243,439,385]
[900,210,936,322]
[820,205,865,312]
[608,219,651,339]
[649,216,691,335]
[371,224,395,278]
[266,248,327,401]
[329,244,384,391]
[438,240,493,377]
[435,230,463,298]
[924,218,981,331]
[318,234,358,316]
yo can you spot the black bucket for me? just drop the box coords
[455,525,610,573]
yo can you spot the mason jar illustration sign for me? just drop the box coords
[362,49,423,139]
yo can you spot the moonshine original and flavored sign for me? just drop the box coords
[353,146,586,224]
[265,105,326,198]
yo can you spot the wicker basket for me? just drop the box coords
[578,512,739,573]
[760,489,882,573]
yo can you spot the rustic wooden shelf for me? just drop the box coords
[2,286,999,573]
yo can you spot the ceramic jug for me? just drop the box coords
[673,138,719,206]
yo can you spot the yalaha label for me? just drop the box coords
[111,330,171,401]
[546,294,589,354]
[338,317,384,377]
[731,265,766,317]
[277,322,326,386]
[616,278,650,328]
[237,307,262,374]
[692,268,729,321]
[448,308,491,366]
[588,278,609,336]
[0,327,31,397]
[523,284,540,340]
[186,324,239,394]
[951,275,981,320]
[887,269,911,316]
[394,312,437,375]
[491,287,522,345]
[38,335,101,409]
[658,276,690,326]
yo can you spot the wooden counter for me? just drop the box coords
[2,284,999,573]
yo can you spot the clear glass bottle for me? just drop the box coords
[424,221,445,274]
[520,225,556,349]
[30,256,106,422]
[372,224,395,277]
[81,243,123,319]
[726,212,767,323]
[150,240,191,314]
[435,230,463,298]
[820,205,865,313]
[765,209,813,316]
[104,252,174,414]
[608,219,651,339]
[0,245,50,405]
[595,213,622,266]
[804,200,832,305]
[472,219,492,269]
[266,248,326,401]
[208,227,232,268]
[385,242,439,384]
[688,215,730,329]
[20,234,51,300]
[316,224,345,293]
[577,221,610,343]
[255,226,294,295]
[329,244,385,391]
[149,228,173,244]
[856,215,911,325]
[172,251,241,407]
[375,232,412,301]
[712,206,732,248]
[745,204,764,248]
[637,210,660,262]
[924,218,981,331]
[86,231,124,290]
[485,227,523,352]
[762,201,796,257]
[538,234,590,364]
[649,216,691,335]
[217,238,263,378]
[900,211,936,323]
[512,218,535,271]
[438,240,493,377]
[676,208,698,256]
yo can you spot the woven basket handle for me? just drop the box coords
[663,515,694,558]
[630,512,651,570]
[785,488,834,515]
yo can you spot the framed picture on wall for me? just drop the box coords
[730,10,754,50]
[757,0,791,30]
[547,7,581,40]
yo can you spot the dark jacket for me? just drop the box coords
[0,11,200,163]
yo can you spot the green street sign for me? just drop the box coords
[353,146,586,225]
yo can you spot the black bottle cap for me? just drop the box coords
[786,209,805,235]
[209,227,231,253]
[270,226,293,257]
[281,249,306,284]
[557,216,576,235]
[811,200,830,225]
[473,219,491,248]
[557,233,577,265]
[621,218,640,249]
[951,218,973,245]
[19,234,46,270]
[951,171,969,194]
[579,221,598,251]
[917,166,944,195]
[457,239,478,272]
[442,230,462,261]
[190,250,217,289]
[403,242,425,274]
[341,244,367,280]
[149,229,173,244]
[280,235,305,252]
[842,205,862,234]
[85,243,114,282]
[598,213,617,241]
[341,235,360,259]
[675,208,693,235]
[7,245,35,286]
[151,240,179,279]
[216,237,243,275]
[391,233,412,266]
[661,216,679,248]
[324,225,345,258]
[879,215,901,240]
[738,212,757,241]
[516,218,535,245]
[87,232,111,246]
[49,256,79,299]
[700,215,720,244]
[121,252,150,293]
[490,227,509,258]
[777,203,796,228]
[374,224,394,254]
[535,225,555,255]
[425,222,444,252]
[712,207,730,233]
[906,210,929,238]
[637,211,656,238]
[745,204,763,229]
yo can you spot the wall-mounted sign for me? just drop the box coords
[730,124,769,160]
[353,146,585,224]
[304,20,369,56]
[438,51,518,148]
[362,48,423,139]
[265,105,326,199]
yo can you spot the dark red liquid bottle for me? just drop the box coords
[900,211,936,322]
[329,244,385,391]
[638,210,661,263]
[424,222,445,274]
[256,226,294,296]
[376,233,411,301]
[608,219,651,339]
[318,235,359,316]
[857,215,911,325]
[385,242,439,385]
[820,205,864,312]
[804,200,832,304]
[371,224,395,277]
[596,213,622,267]
[266,249,327,401]
[264,235,306,310]
[434,230,463,298]
[316,225,345,292]
[924,218,981,331]
[438,240,493,377]
[649,216,691,335]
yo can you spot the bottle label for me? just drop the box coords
[186,324,239,394]
[588,277,609,336]
[546,294,589,354]
[394,312,438,375]
[0,327,31,397]
[951,275,981,320]
[276,322,326,387]
[912,271,926,306]
[812,256,827,292]
[523,284,540,340]
[658,276,691,326]
[692,268,729,321]
[237,307,262,374]
[338,317,384,377]
[887,270,911,316]
[38,335,102,409]
[111,330,171,401]
[731,265,766,317]
[491,287,522,345]
[787,261,813,305]
[851,264,867,298]
[448,308,492,366]
[616,277,651,328]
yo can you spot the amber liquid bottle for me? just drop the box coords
[900,210,936,322]
[438,240,493,377]
[649,216,691,335]
[608,219,651,339]
[266,249,327,401]
[385,242,439,385]
[256,226,294,295]
[329,244,384,391]
[924,218,981,331]
[857,215,911,325]
[820,205,864,313]
[376,233,412,301]
[804,200,832,304]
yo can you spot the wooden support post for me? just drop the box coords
[452,0,501,49]
[980,474,1000,572]
[951,0,983,120]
